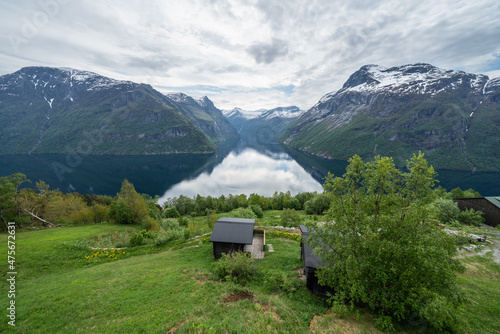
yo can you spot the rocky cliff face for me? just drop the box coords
[281,63,500,171]
[0,67,238,154]
[166,93,239,146]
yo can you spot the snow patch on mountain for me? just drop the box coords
[224,106,303,120]
[342,63,489,96]
[223,107,264,120]
[166,92,193,103]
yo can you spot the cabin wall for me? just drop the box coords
[212,242,245,258]
[456,198,500,227]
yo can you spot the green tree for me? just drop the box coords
[280,208,301,227]
[112,179,148,224]
[249,204,264,218]
[0,173,29,229]
[309,153,464,331]
[109,198,133,224]
[304,193,330,215]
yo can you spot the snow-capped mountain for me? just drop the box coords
[0,67,238,154]
[224,105,304,146]
[281,63,500,171]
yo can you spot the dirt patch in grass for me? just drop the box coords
[256,302,283,323]
[309,311,383,334]
[224,291,253,303]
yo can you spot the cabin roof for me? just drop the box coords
[485,196,500,209]
[209,217,255,244]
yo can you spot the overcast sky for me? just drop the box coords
[1,0,500,110]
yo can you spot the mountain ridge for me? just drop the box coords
[281,63,500,172]
[0,67,238,155]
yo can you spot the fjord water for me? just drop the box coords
[0,142,499,200]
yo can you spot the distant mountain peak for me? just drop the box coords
[166,92,193,103]
[223,106,303,120]
[339,63,489,96]
[281,62,500,172]
[195,96,215,108]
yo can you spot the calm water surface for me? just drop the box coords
[0,142,498,203]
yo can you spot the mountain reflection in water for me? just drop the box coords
[159,148,323,203]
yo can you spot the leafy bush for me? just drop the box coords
[161,219,180,230]
[142,216,160,232]
[262,269,302,293]
[280,208,302,227]
[164,206,180,218]
[230,207,257,219]
[250,204,264,218]
[116,179,149,224]
[432,198,460,224]
[177,215,188,227]
[458,208,484,226]
[109,198,133,224]
[304,193,331,215]
[211,251,255,284]
[129,232,145,246]
[284,198,301,210]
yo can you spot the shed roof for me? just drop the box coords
[485,197,500,209]
[299,225,323,269]
[209,217,255,244]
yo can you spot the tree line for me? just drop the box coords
[0,168,482,231]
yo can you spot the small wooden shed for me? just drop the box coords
[299,225,334,296]
[210,217,255,258]
[456,196,500,227]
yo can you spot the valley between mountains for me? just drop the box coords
[1,63,499,171]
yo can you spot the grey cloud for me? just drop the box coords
[247,38,288,64]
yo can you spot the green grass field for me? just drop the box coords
[1,220,499,333]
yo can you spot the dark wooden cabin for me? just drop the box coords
[210,217,255,258]
[456,197,500,227]
[299,225,334,296]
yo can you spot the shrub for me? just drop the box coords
[250,204,264,218]
[280,208,302,227]
[164,206,180,218]
[211,251,255,284]
[230,207,257,219]
[142,216,160,232]
[304,193,331,215]
[458,208,484,226]
[177,215,188,227]
[262,269,302,293]
[109,198,133,224]
[129,232,145,246]
[116,179,149,224]
[284,198,301,210]
[432,198,460,224]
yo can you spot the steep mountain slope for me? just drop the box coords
[225,106,304,144]
[281,63,500,171]
[0,67,235,155]
[166,93,239,146]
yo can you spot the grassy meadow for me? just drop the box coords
[1,211,499,333]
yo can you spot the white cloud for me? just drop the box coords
[1,0,500,110]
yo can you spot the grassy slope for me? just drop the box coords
[1,220,499,333]
[283,92,500,172]
[0,86,216,155]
